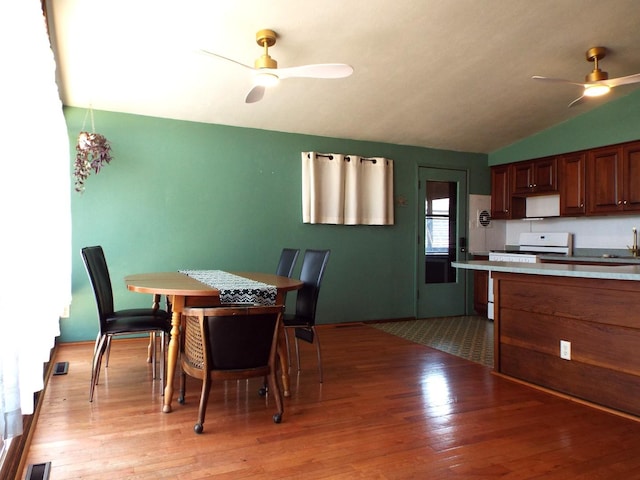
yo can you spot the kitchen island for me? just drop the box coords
[453,260,640,418]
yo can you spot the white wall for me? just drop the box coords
[468,194,507,253]
[501,215,640,251]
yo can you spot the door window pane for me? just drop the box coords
[425,181,457,284]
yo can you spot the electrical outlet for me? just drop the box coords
[560,340,571,360]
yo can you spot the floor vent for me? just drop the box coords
[25,462,51,480]
[53,362,68,375]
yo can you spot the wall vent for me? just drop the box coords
[478,209,491,227]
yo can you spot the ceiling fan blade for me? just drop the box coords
[200,49,254,71]
[276,63,354,80]
[245,85,265,103]
[604,72,640,88]
[568,95,585,108]
[532,75,585,87]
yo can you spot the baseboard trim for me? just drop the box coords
[361,317,416,325]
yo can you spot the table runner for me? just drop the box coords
[179,270,277,305]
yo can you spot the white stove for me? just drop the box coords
[488,232,573,262]
[486,232,573,318]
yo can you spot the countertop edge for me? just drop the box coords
[453,260,640,281]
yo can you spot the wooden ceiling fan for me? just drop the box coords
[532,47,640,107]
[201,29,353,104]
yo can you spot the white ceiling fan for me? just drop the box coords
[532,47,640,107]
[201,29,353,104]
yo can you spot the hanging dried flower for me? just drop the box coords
[74,131,113,193]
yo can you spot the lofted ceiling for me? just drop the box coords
[45,0,640,154]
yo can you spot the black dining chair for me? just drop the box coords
[283,249,330,383]
[276,248,300,278]
[81,246,171,402]
[178,304,285,434]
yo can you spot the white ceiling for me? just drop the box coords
[45,0,640,154]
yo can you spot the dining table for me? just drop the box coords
[125,270,303,413]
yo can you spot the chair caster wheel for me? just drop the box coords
[258,386,268,396]
[178,395,185,404]
[194,423,203,434]
[273,413,282,424]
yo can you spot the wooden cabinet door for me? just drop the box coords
[512,162,534,194]
[559,152,586,216]
[512,158,557,194]
[587,146,622,214]
[533,157,557,192]
[623,141,640,212]
[473,270,488,316]
[491,165,511,219]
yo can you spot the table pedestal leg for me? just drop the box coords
[163,295,183,413]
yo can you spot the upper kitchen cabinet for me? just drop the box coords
[491,164,526,219]
[491,139,640,220]
[511,157,557,195]
[491,164,511,219]
[623,141,640,211]
[587,141,640,215]
[559,152,586,216]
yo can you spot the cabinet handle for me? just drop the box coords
[618,200,622,205]
[624,200,628,205]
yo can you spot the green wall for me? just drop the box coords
[65,107,489,342]
[489,89,640,165]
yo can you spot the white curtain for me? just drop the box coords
[302,152,394,225]
[0,0,72,441]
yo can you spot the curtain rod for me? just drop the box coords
[347,156,378,163]
[308,153,334,159]
[307,153,381,163]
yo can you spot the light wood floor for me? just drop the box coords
[24,323,640,479]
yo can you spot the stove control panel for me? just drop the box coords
[488,252,539,263]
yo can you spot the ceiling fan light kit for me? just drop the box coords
[202,28,353,103]
[532,46,640,107]
[583,84,611,97]
[254,72,280,87]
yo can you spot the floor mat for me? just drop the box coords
[371,316,493,367]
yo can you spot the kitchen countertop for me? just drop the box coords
[453,260,640,281]
[470,251,640,264]
[540,254,640,264]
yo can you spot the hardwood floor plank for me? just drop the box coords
[23,324,640,479]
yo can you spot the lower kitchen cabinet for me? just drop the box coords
[473,270,488,316]
[493,271,640,417]
[472,255,489,316]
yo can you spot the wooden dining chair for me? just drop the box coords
[81,246,171,401]
[178,304,285,434]
[283,249,330,383]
